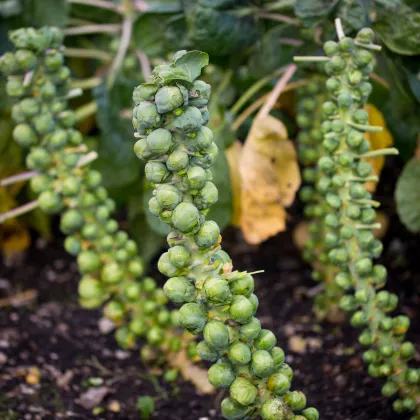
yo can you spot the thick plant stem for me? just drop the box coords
[133,51,318,420]
[0,200,39,223]
[0,170,37,187]
[297,22,420,417]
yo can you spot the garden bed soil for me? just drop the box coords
[1,162,420,420]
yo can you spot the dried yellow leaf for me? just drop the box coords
[364,104,394,192]
[239,115,301,244]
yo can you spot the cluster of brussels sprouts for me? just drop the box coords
[133,51,318,420]
[296,80,344,317]
[298,27,420,416]
[0,27,189,366]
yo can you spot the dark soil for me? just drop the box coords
[1,163,420,420]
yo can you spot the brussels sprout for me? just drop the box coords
[155,86,184,113]
[38,190,63,214]
[48,129,68,149]
[12,123,37,147]
[178,302,207,334]
[221,397,249,420]
[229,274,254,296]
[101,262,124,284]
[0,52,19,75]
[189,80,211,108]
[168,245,191,268]
[134,138,152,160]
[44,51,63,71]
[302,407,319,420]
[6,77,25,97]
[164,276,195,304]
[133,83,159,102]
[204,320,229,350]
[208,360,235,389]
[254,329,277,351]
[190,142,219,169]
[204,276,231,304]
[145,161,169,184]
[104,300,125,323]
[27,147,51,171]
[167,150,189,171]
[239,317,261,341]
[78,276,105,300]
[229,377,257,406]
[186,166,207,189]
[194,181,218,210]
[136,102,161,129]
[271,347,286,368]
[195,220,220,248]
[260,398,288,420]
[251,350,274,378]
[228,342,251,365]
[156,184,182,209]
[230,295,254,324]
[158,252,181,277]
[284,391,307,411]
[171,202,200,233]
[64,236,82,256]
[60,209,84,234]
[267,372,291,396]
[147,326,164,345]
[77,250,101,274]
[170,106,202,133]
[115,326,136,349]
[249,293,259,312]
[146,128,173,155]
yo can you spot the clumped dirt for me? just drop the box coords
[1,162,420,420]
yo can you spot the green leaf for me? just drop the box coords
[339,0,370,31]
[396,158,420,232]
[22,0,69,27]
[144,0,182,13]
[93,80,140,191]
[295,0,339,25]
[375,4,420,55]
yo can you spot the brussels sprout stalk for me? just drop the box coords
[296,21,420,416]
[134,51,318,420]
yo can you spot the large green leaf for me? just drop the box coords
[395,158,420,233]
[295,0,339,26]
[22,0,69,27]
[93,80,140,192]
[145,0,182,12]
[375,4,420,55]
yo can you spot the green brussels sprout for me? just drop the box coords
[167,149,189,171]
[134,138,152,160]
[170,106,202,133]
[302,407,319,420]
[0,52,19,75]
[189,80,211,108]
[186,166,207,190]
[145,161,169,183]
[221,397,249,420]
[64,236,82,256]
[164,276,195,304]
[77,250,101,274]
[34,114,56,135]
[148,197,162,216]
[78,276,105,300]
[115,326,136,349]
[190,142,219,169]
[38,190,63,214]
[229,377,257,406]
[60,209,84,234]
[204,320,229,350]
[156,184,182,209]
[124,283,142,301]
[195,220,220,248]
[284,391,307,411]
[171,202,200,233]
[27,147,51,170]
[6,77,25,97]
[101,262,124,284]
[155,86,184,113]
[44,51,63,71]
[251,349,274,378]
[104,300,125,323]
[168,245,191,268]
[260,398,288,420]
[47,129,68,149]
[239,317,261,341]
[229,274,254,297]
[277,363,293,381]
[194,181,218,210]
[61,176,81,197]
[133,83,159,102]
[13,123,37,147]
[158,252,181,277]
[204,276,231,304]
[185,126,213,151]
[147,326,164,345]
[208,360,235,389]
[271,347,285,368]
[146,128,173,155]
[136,102,161,129]
[228,342,251,365]
[254,329,277,351]
[230,296,254,324]
[267,372,291,396]
[178,302,207,334]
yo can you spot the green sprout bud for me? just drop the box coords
[164,276,195,304]
[239,317,261,341]
[171,202,200,233]
[204,320,229,350]
[204,276,231,304]
[167,150,189,171]
[261,398,288,420]
[228,342,251,365]
[230,377,257,406]
[104,300,125,323]
[400,342,415,360]
[38,190,62,214]
[179,302,206,334]
[115,327,136,349]
[60,209,84,234]
[251,349,274,378]
[229,274,254,297]
[302,407,319,420]
[146,128,173,155]
[189,80,211,107]
[197,340,219,362]
[193,181,218,210]
[168,245,191,268]
[170,106,202,133]
[158,252,181,277]
[13,124,37,147]
[64,236,82,256]
[78,276,105,300]
[147,326,164,345]
[135,101,161,129]
[195,220,220,249]
[230,295,254,324]
[208,360,235,389]
[156,184,182,209]
[267,373,290,396]
[77,250,101,274]
[101,262,124,284]
[254,329,277,351]
[187,166,207,189]
[284,390,307,411]
[155,86,184,113]
[221,397,249,420]
[133,83,159,102]
[189,126,213,151]
[145,161,169,183]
